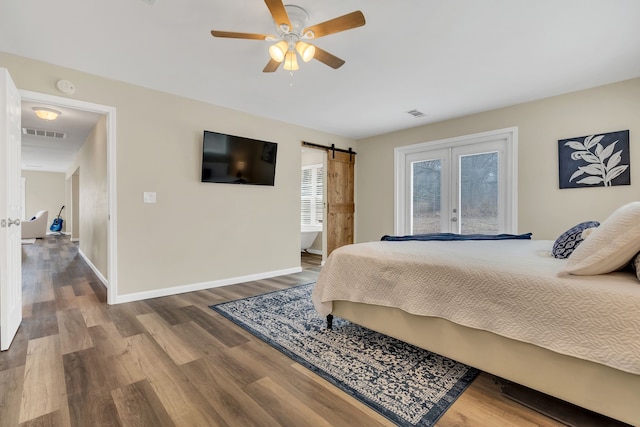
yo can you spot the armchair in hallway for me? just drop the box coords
[22,210,48,239]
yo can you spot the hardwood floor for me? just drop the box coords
[301,252,322,269]
[1,236,573,426]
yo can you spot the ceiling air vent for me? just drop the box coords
[22,128,66,139]
[406,109,426,118]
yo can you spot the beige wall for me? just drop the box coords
[1,52,356,298]
[21,170,65,232]
[71,171,80,240]
[67,116,108,278]
[356,78,640,242]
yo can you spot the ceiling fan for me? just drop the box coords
[211,0,365,72]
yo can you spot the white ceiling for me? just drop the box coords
[3,0,640,172]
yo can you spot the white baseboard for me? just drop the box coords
[114,266,303,304]
[70,238,79,242]
[78,249,109,289]
[304,248,322,255]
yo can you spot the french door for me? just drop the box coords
[396,128,517,235]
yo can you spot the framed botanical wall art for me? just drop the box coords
[558,130,630,189]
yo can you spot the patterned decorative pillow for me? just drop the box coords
[552,221,600,259]
[632,253,640,281]
[563,202,640,275]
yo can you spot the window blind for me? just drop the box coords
[301,164,323,226]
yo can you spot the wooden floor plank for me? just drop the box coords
[70,279,94,297]
[56,308,93,355]
[111,380,176,427]
[178,304,250,347]
[86,323,145,390]
[0,323,29,371]
[106,302,152,338]
[136,313,202,365]
[23,301,59,340]
[19,335,65,423]
[290,363,393,427]
[54,286,78,312]
[0,366,25,427]
[125,333,228,426]
[244,376,334,427]
[181,307,251,348]
[62,348,122,427]
[181,356,281,427]
[142,298,194,326]
[75,294,111,327]
[18,410,63,427]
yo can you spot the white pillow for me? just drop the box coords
[563,202,640,275]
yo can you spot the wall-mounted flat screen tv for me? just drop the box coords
[201,130,278,186]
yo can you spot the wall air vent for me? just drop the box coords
[406,109,426,118]
[22,128,66,139]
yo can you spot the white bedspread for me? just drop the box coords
[312,240,640,375]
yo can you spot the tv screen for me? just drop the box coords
[201,130,277,186]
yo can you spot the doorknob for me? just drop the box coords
[451,217,458,222]
[7,218,20,227]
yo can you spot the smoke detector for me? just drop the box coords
[56,79,75,95]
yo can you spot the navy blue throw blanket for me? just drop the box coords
[380,232,533,241]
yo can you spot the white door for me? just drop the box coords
[0,68,22,351]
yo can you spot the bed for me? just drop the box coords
[311,206,640,425]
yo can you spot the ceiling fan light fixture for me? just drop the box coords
[32,107,61,121]
[283,51,299,71]
[295,41,315,62]
[268,40,288,62]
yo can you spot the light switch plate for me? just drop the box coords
[143,192,156,203]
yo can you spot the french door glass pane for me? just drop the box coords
[459,152,498,233]
[411,159,441,234]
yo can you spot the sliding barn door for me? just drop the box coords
[326,150,355,256]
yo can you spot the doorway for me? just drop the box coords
[19,90,117,304]
[301,147,326,266]
[300,142,356,263]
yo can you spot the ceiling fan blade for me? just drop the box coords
[313,46,346,69]
[303,11,365,38]
[263,58,281,73]
[264,0,291,29]
[211,30,270,40]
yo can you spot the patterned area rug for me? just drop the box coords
[210,283,479,426]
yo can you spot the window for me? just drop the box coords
[395,127,518,235]
[301,164,323,227]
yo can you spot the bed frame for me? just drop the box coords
[329,301,640,425]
